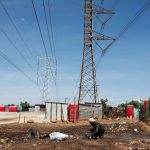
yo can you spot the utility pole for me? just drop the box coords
[37,56,56,104]
[79,0,115,104]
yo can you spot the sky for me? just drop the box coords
[0,0,150,106]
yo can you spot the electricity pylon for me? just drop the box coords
[37,56,56,104]
[79,0,115,103]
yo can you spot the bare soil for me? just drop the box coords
[0,120,150,150]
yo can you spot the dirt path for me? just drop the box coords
[0,120,149,150]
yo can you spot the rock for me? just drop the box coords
[116,117,120,121]
[130,140,145,149]
[115,143,132,150]
[122,122,127,125]
[51,121,57,123]
[0,139,8,145]
[140,124,150,133]
[27,128,40,139]
[33,144,36,147]
[27,119,34,123]
[134,128,138,132]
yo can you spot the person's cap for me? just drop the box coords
[89,118,95,122]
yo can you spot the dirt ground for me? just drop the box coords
[0,120,150,150]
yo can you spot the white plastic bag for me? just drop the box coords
[49,132,72,141]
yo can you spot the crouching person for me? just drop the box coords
[85,118,105,139]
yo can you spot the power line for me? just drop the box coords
[0,50,38,86]
[42,0,54,59]
[0,26,34,70]
[47,0,58,99]
[48,0,56,56]
[31,0,49,58]
[43,0,58,89]
[96,0,150,68]
[101,0,120,30]
[0,0,35,61]
[31,0,54,79]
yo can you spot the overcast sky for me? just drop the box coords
[0,0,150,106]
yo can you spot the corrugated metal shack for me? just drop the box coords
[45,102,68,122]
[79,103,102,120]
[35,104,45,112]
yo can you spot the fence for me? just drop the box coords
[79,103,102,120]
[45,102,68,122]
[0,112,45,124]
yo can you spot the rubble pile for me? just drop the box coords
[104,107,126,119]
[107,121,142,135]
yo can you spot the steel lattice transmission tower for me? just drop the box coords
[37,56,56,104]
[79,0,115,103]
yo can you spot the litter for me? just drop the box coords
[134,128,138,132]
[0,138,8,145]
[49,132,73,141]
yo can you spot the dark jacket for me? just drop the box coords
[90,122,105,138]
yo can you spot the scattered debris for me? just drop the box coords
[40,134,49,139]
[0,139,8,145]
[49,132,73,141]
[115,142,132,150]
[84,131,92,139]
[27,128,40,139]
[134,128,138,132]
[130,140,145,149]
[122,122,127,125]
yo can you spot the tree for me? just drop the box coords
[101,98,108,118]
[128,100,140,109]
[101,98,108,109]
[147,98,150,121]
[118,103,127,108]
[118,100,140,109]
[20,101,30,107]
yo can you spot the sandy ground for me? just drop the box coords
[0,119,150,150]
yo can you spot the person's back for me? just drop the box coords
[89,118,105,139]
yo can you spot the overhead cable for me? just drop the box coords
[96,0,150,68]
[31,0,54,78]
[0,50,38,86]
[42,0,54,59]
[0,0,35,61]
[0,26,34,70]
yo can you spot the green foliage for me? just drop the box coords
[147,100,150,120]
[128,100,140,108]
[8,104,15,106]
[118,100,140,109]
[101,98,108,109]
[118,103,127,108]
[20,101,30,107]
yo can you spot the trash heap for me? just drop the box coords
[108,122,140,134]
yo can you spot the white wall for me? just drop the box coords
[46,102,68,122]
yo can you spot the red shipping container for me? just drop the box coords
[127,105,134,119]
[0,105,5,112]
[144,100,148,109]
[68,104,79,122]
[9,106,17,112]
